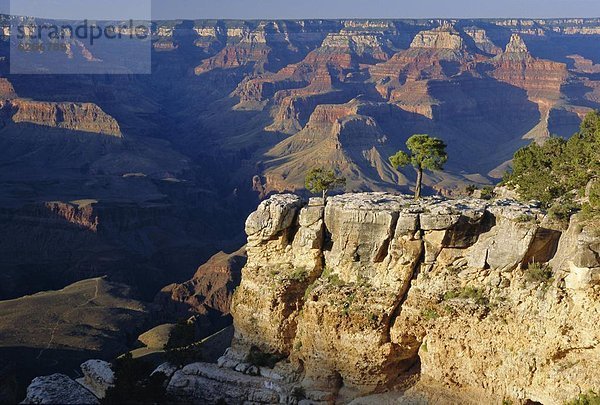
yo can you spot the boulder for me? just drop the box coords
[167,363,282,404]
[22,374,99,404]
[76,360,114,399]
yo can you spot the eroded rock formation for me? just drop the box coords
[167,193,600,404]
[155,248,247,337]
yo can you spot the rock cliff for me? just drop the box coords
[8,100,122,137]
[167,193,600,404]
[155,248,247,337]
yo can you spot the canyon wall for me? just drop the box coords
[167,193,600,404]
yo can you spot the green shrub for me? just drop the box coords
[322,267,344,286]
[480,186,495,200]
[443,286,489,306]
[103,353,167,404]
[525,262,554,284]
[581,203,600,221]
[291,386,306,400]
[566,391,600,405]
[590,181,600,209]
[163,343,203,366]
[465,184,477,195]
[288,267,308,281]
[164,319,196,350]
[515,214,536,223]
[548,196,580,222]
[504,111,599,208]
[245,347,284,369]
[303,281,317,300]
[421,308,439,320]
[443,290,459,300]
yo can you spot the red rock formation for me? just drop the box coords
[489,34,568,100]
[263,99,404,193]
[195,43,271,75]
[155,248,246,336]
[9,100,122,137]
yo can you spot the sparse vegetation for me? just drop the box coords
[515,214,536,223]
[162,319,202,366]
[322,266,344,286]
[103,353,167,404]
[341,292,356,316]
[480,186,496,200]
[389,134,448,199]
[367,312,379,326]
[525,262,554,284]
[305,167,346,202]
[566,391,600,405]
[465,184,478,195]
[443,286,489,306]
[164,319,196,350]
[288,267,308,282]
[164,343,203,366]
[245,346,284,369]
[421,307,440,320]
[291,386,306,401]
[303,281,317,300]
[503,111,600,217]
[548,195,579,223]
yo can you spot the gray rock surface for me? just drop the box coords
[77,360,114,399]
[21,374,99,404]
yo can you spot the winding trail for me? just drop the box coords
[36,278,101,360]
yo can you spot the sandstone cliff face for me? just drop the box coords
[9,100,122,137]
[409,25,465,51]
[490,34,568,100]
[173,193,600,404]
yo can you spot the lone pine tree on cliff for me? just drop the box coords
[305,167,346,203]
[389,134,448,199]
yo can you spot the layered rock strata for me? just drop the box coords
[167,193,600,404]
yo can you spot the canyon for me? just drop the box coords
[23,193,599,404]
[2,16,600,402]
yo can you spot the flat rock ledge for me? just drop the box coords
[21,374,99,404]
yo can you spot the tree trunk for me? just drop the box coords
[322,189,327,205]
[415,167,423,199]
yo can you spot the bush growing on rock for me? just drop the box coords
[245,346,284,368]
[566,390,600,405]
[480,186,496,200]
[162,319,203,366]
[164,343,203,366]
[443,286,489,306]
[504,111,600,216]
[164,320,196,350]
[525,262,554,284]
[103,353,167,404]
